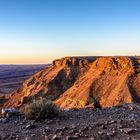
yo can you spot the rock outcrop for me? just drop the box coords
[2,56,140,110]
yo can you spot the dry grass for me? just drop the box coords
[24,98,59,120]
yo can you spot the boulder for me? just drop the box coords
[1,108,20,117]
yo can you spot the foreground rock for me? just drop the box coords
[1,108,21,117]
[0,104,140,140]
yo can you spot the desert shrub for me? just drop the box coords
[93,97,101,109]
[24,98,59,120]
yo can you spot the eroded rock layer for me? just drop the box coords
[2,56,140,109]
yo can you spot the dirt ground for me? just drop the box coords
[0,104,140,140]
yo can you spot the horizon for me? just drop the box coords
[0,0,140,64]
[0,55,140,65]
[1,55,140,65]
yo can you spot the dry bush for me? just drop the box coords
[24,98,59,120]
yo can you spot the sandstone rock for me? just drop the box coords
[2,57,140,110]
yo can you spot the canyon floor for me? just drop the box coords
[0,65,47,107]
[0,104,140,140]
[0,65,47,95]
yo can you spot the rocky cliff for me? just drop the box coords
[2,56,140,110]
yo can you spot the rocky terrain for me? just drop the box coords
[0,103,140,140]
[1,56,140,110]
[1,56,140,140]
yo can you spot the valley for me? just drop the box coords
[0,65,47,95]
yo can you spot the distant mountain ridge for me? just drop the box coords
[0,65,47,95]
[1,56,140,110]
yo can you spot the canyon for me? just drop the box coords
[1,56,140,110]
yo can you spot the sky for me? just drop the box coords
[0,0,140,64]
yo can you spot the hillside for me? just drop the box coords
[2,56,140,110]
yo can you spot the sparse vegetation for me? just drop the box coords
[24,98,59,120]
[93,97,101,109]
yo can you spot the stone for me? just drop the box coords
[98,131,106,135]
[55,128,63,133]
[2,135,8,139]
[46,120,54,125]
[1,108,20,117]
[0,118,8,123]
[44,135,49,139]
[107,131,116,136]
[52,134,60,140]
[44,126,51,133]
[66,136,79,140]
[89,138,96,140]
[31,134,35,137]
[101,124,106,129]
[26,124,36,130]
[122,103,140,111]
[68,129,78,134]
[62,126,68,131]
[122,128,138,134]
[82,126,89,131]
[71,125,77,129]
[25,137,29,140]
[9,134,17,139]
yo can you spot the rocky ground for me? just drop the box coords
[0,104,140,140]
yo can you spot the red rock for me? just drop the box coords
[1,56,140,110]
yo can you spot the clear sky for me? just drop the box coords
[0,0,140,64]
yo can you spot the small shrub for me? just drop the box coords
[24,98,59,120]
[93,97,101,109]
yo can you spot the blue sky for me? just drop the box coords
[0,0,140,64]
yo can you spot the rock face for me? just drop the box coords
[2,56,140,110]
